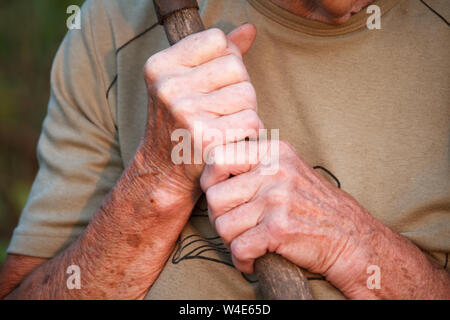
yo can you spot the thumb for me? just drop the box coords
[227,23,257,56]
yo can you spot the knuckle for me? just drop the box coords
[238,82,257,109]
[231,240,248,261]
[206,145,227,168]
[226,54,247,79]
[172,97,194,115]
[265,189,289,207]
[245,84,258,108]
[207,145,219,163]
[209,160,224,175]
[207,28,228,51]
[155,77,178,104]
[273,165,288,180]
[173,97,191,111]
[205,185,220,212]
[171,99,194,124]
[199,168,214,192]
[266,214,288,238]
[199,174,208,192]
[144,53,164,81]
[243,109,261,131]
[215,216,230,242]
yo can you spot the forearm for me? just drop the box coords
[329,216,450,300]
[6,147,200,300]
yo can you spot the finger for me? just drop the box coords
[205,165,263,217]
[171,28,229,67]
[200,81,257,115]
[227,23,257,56]
[177,81,257,117]
[144,25,256,82]
[201,140,263,192]
[203,109,264,151]
[187,53,250,93]
[214,196,265,244]
[230,223,271,274]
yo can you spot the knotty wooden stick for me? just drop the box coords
[153,0,313,300]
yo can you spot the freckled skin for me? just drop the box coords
[126,234,142,249]
[201,140,450,299]
[42,275,50,286]
[0,2,448,300]
[0,24,260,300]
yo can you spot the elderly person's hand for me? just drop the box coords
[201,140,375,277]
[200,140,450,299]
[141,24,261,195]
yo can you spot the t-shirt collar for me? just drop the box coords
[247,0,402,36]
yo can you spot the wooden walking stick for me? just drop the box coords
[153,0,313,300]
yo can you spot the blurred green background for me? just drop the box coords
[0,0,85,264]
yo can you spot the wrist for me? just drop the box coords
[126,140,201,211]
[324,210,391,299]
[136,139,198,188]
[97,142,201,232]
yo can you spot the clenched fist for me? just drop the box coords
[200,140,387,291]
[136,24,262,196]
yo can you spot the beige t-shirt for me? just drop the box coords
[7,0,449,299]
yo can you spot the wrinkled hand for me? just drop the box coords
[201,140,382,288]
[138,24,261,194]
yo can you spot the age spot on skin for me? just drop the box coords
[42,274,50,285]
[126,234,142,248]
